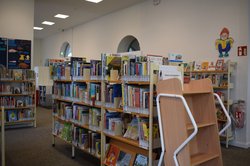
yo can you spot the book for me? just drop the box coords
[201,61,209,71]
[133,154,148,166]
[104,144,120,166]
[116,150,132,166]
[123,118,139,140]
[7,110,18,122]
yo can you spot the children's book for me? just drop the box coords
[133,154,148,166]
[7,110,18,122]
[104,144,120,166]
[201,62,209,71]
[116,150,132,166]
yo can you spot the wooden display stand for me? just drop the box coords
[157,78,222,166]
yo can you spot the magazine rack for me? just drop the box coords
[156,78,230,166]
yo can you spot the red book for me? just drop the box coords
[134,88,140,107]
[104,144,120,166]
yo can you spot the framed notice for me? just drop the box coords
[0,38,7,67]
[8,39,31,69]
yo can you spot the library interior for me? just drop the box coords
[0,0,250,166]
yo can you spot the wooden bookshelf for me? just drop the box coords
[124,81,150,85]
[190,153,220,166]
[0,79,35,83]
[5,119,35,126]
[3,105,35,110]
[104,132,140,148]
[184,61,236,148]
[157,78,223,166]
[51,54,161,166]
[0,69,36,128]
[54,80,72,83]
[0,93,35,97]
[184,70,228,74]
[74,101,102,109]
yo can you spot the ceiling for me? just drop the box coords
[34,0,146,39]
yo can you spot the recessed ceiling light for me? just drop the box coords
[42,21,55,25]
[33,27,43,30]
[54,14,69,19]
[85,0,103,3]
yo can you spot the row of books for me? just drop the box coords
[123,85,150,109]
[54,102,101,129]
[0,68,35,80]
[183,59,229,72]
[0,96,33,107]
[5,110,33,122]
[54,82,102,102]
[72,127,101,157]
[0,82,35,94]
[52,63,71,80]
[104,113,159,149]
[187,73,228,87]
[54,121,72,142]
[53,83,72,97]
[72,83,88,100]
[104,143,148,166]
[105,84,122,108]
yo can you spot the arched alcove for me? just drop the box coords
[60,42,72,58]
[117,35,140,53]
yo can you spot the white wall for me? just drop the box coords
[0,0,34,68]
[40,0,249,147]
[33,39,42,67]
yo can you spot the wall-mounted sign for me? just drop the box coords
[8,39,31,69]
[238,46,247,56]
[0,38,7,67]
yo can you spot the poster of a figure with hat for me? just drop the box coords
[215,27,234,58]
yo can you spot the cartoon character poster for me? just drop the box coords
[215,27,234,58]
[0,38,7,67]
[8,39,31,69]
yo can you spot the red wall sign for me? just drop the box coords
[238,46,247,56]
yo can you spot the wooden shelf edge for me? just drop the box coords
[191,153,219,166]
[104,132,142,149]
[5,119,35,125]
[187,122,216,130]
[183,91,211,95]
[3,105,35,110]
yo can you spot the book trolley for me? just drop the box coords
[156,78,231,166]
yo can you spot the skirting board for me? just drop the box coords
[228,141,249,149]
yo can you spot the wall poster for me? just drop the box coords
[8,39,31,69]
[0,38,7,67]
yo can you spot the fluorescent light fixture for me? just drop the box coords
[85,0,103,3]
[54,14,69,19]
[33,27,43,30]
[42,21,55,25]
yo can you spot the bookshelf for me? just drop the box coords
[184,60,236,148]
[0,69,36,128]
[157,78,223,166]
[52,60,102,161]
[52,53,162,166]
